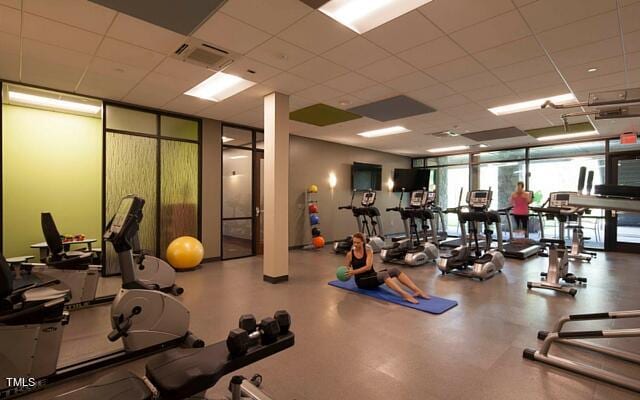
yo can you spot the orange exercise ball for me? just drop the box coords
[166,236,204,269]
[312,236,325,248]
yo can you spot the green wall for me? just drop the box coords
[2,104,102,258]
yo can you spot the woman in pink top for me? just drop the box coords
[510,182,532,241]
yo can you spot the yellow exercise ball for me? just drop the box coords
[166,236,204,270]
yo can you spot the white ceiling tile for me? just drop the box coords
[193,12,270,55]
[224,56,282,83]
[519,0,616,33]
[622,0,640,6]
[506,71,565,93]
[622,1,640,33]
[96,37,165,70]
[358,57,417,82]
[352,85,399,101]
[384,71,438,92]
[0,50,19,81]
[247,37,314,70]
[0,30,19,54]
[398,36,466,69]
[107,13,185,55]
[500,111,552,130]
[447,71,501,92]
[21,38,91,91]
[425,94,472,110]
[627,51,640,70]
[463,84,515,102]
[408,84,456,103]
[474,35,545,68]
[77,71,139,101]
[324,95,368,110]
[562,56,626,83]
[85,56,148,83]
[289,95,315,111]
[229,107,264,129]
[0,5,20,35]
[443,103,495,120]
[569,70,627,92]
[123,72,189,108]
[262,72,315,94]
[289,57,349,83]
[22,13,102,55]
[294,84,344,102]
[536,11,619,53]
[322,37,389,70]
[423,56,486,82]
[23,0,116,34]
[492,56,555,82]
[474,94,521,108]
[220,0,311,35]
[363,11,443,54]
[153,58,214,87]
[419,0,514,33]
[514,84,571,101]
[324,72,377,92]
[450,11,531,54]
[625,30,640,53]
[162,95,212,116]
[549,36,623,68]
[0,0,20,9]
[277,11,356,55]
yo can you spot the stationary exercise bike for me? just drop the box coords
[0,195,202,398]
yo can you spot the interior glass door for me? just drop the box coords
[609,153,640,252]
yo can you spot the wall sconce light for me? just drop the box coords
[328,172,337,189]
[387,178,394,191]
[232,170,237,176]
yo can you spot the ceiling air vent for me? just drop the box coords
[171,38,237,71]
[428,130,461,138]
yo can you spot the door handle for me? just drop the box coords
[256,207,264,216]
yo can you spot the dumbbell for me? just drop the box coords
[227,311,292,356]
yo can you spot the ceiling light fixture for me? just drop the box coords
[357,126,410,138]
[222,136,235,143]
[319,0,433,34]
[427,145,470,153]
[488,93,576,116]
[537,131,599,142]
[479,144,489,148]
[8,91,101,114]
[587,68,598,72]
[185,71,256,102]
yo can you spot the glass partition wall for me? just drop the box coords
[413,137,640,251]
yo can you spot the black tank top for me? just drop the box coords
[352,248,376,283]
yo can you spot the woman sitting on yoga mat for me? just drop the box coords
[345,233,430,304]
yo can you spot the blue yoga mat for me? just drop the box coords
[328,280,458,314]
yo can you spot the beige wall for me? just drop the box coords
[288,135,411,247]
[201,118,221,259]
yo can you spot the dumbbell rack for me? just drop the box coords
[303,189,321,250]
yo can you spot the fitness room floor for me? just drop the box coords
[27,249,639,400]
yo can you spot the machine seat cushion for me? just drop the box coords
[54,370,152,400]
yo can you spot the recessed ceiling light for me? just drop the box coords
[427,145,470,153]
[319,0,433,34]
[488,93,576,116]
[339,100,352,106]
[8,91,101,114]
[479,144,489,148]
[537,131,599,142]
[222,136,235,143]
[587,68,598,72]
[185,71,256,102]
[357,126,410,138]
[229,155,248,159]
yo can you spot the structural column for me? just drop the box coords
[263,92,289,283]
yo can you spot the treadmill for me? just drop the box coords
[499,205,542,259]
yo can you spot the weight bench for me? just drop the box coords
[56,324,294,400]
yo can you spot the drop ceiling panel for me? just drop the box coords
[419,0,514,33]
[289,57,348,83]
[0,30,19,54]
[22,39,92,91]
[549,36,623,68]
[506,71,565,93]
[536,11,619,53]
[397,36,466,69]
[384,71,438,92]
[96,38,165,70]
[569,70,628,92]
[627,51,640,70]
[425,94,471,110]
[263,72,315,94]
[450,11,531,54]
[0,0,20,8]
[77,70,140,100]
[295,84,344,102]
[519,0,617,33]
[123,72,190,108]
[409,84,456,103]
[322,37,389,70]
[363,11,442,54]
[626,30,640,53]
[347,95,435,122]
[447,71,501,92]
[358,57,417,82]
[24,0,116,34]
[463,83,515,102]
[462,126,526,141]
[324,72,377,92]
[193,12,270,55]
[277,11,356,55]
[474,35,545,69]
[423,56,486,82]
[621,1,640,33]
[220,0,311,35]
[247,37,315,70]
[107,13,185,55]
[153,57,214,87]
[224,56,282,83]
[352,85,399,102]
[324,94,367,110]
[162,94,215,115]
[492,56,555,82]
[0,50,19,81]
[561,56,626,82]
[22,13,103,55]
[0,5,20,35]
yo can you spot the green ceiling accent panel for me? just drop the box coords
[290,103,361,127]
[526,122,595,138]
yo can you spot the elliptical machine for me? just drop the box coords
[437,190,505,280]
[333,190,385,253]
[425,191,448,242]
[380,189,439,266]
[0,195,202,398]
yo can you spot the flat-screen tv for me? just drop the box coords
[351,162,382,191]
[393,169,430,192]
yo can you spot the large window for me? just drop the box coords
[433,164,469,235]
